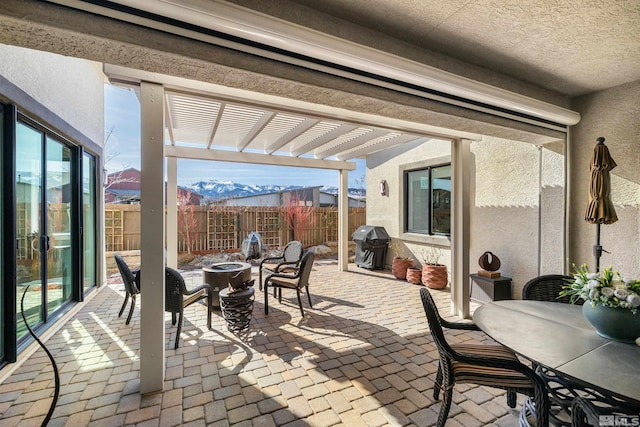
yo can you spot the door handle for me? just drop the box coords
[42,235,50,252]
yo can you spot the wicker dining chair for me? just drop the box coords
[264,251,314,317]
[114,254,140,325]
[420,287,549,427]
[259,240,304,291]
[431,302,517,410]
[165,267,212,349]
[522,274,580,304]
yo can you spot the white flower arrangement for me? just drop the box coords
[561,264,640,314]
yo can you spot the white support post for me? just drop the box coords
[338,169,349,271]
[451,139,471,318]
[166,157,178,269]
[139,82,166,394]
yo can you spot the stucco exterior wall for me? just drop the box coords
[367,136,565,298]
[0,44,104,145]
[570,80,640,277]
[471,138,565,296]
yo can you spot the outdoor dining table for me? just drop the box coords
[473,300,640,425]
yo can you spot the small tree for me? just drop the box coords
[177,190,199,255]
[103,127,138,198]
[283,193,315,243]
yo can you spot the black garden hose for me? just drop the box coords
[20,285,60,426]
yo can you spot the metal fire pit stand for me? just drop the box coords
[219,287,255,332]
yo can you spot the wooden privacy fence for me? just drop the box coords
[104,204,366,252]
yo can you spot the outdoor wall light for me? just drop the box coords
[379,180,388,196]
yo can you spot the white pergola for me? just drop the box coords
[104,64,484,393]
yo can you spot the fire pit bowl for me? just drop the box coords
[202,262,252,309]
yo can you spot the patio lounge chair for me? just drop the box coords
[420,287,549,427]
[165,267,212,349]
[522,274,580,304]
[264,251,314,317]
[114,254,140,325]
[259,240,304,291]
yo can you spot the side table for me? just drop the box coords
[219,287,255,332]
[470,274,512,303]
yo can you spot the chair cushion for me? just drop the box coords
[452,360,533,390]
[451,343,518,360]
[269,276,298,288]
[450,343,532,389]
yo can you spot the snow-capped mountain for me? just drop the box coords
[185,180,365,201]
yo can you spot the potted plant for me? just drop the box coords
[389,240,414,280]
[406,267,422,285]
[421,247,448,289]
[560,264,640,343]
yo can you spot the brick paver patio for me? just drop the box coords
[0,261,524,426]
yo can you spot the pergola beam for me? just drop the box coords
[165,146,356,171]
[338,134,426,160]
[264,117,318,154]
[290,123,357,157]
[315,128,388,159]
[237,111,275,151]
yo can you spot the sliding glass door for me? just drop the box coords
[15,121,74,339]
[1,103,98,363]
[0,104,4,362]
[16,122,44,337]
[83,153,97,292]
[45,136,73,314]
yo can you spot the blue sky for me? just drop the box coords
[105,85,367,188]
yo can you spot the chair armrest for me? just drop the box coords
[440,318,481,331]
[260,256,285,267]
[273,261,300,273]
[185,283,211,296]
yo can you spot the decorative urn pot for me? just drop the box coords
[392,257,414,280]
[406,267,422,285]
[422,264,448,289]
[561,264,640,343]
[582,303,640,343]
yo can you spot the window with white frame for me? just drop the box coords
[405,164,451,235]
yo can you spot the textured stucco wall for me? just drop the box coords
[368,137,566,298]
[471,138,565,296]
[0,44,104,145]
[570,80,640,276]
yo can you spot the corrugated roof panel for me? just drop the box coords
[166,93,221,145]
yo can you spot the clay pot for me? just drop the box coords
[422,264,448,289]
[406,267,422,285]
[392,257,414,280]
